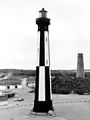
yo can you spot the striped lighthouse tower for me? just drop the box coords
[33,8,53,113]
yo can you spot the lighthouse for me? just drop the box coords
[76,53,84,78]
[33,8,53,113]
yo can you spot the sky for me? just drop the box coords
[0,0,90,70]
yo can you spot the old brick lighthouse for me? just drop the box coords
[33,8,53,113]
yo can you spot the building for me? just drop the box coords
[33,8,53,113]
[76,53,84,78]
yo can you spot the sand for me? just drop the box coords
[0,88,90,120]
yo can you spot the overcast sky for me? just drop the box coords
[0,0,90,70]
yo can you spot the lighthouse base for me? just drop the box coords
[33,100,53,113]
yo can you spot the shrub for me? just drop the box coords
[59,88,71,94]
[75,89,86,95]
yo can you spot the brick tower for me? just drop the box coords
[33,8,53,113]
[77,53,84,78]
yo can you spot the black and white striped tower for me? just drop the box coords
[33,8,53,113]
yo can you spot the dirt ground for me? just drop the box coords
[0,87,90,120]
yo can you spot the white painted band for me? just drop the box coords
[45,31,50,66]
[37,31,40,66]
[38,67,45,101]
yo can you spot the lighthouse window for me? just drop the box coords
[38,48,39,52]
[46,37,47,42]
[46,60,48,64]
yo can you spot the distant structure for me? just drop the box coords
[76,53,84,78]
[33,8,53,113]
[21,78,27,88]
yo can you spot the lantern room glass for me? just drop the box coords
[39,8,47,18]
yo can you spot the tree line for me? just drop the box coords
[52,72,90,95]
